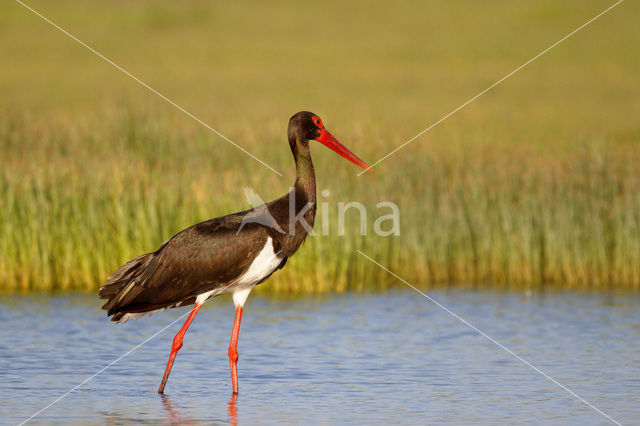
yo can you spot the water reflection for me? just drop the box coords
[159,393,238,425]
[160,394,186,425]
[227,394,238,426]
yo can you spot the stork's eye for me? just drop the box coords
[312,116,324,129]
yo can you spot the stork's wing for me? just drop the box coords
[99,213,270,319]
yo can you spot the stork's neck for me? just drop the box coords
[291,136,316,204]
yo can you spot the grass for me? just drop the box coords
[1,0,639,292]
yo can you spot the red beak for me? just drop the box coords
[315,129,372,172]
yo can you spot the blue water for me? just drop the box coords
[1,290,638,425]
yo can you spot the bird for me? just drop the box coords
[99,111,371,394]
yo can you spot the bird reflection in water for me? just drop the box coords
[160,393,238,425]
[160,394,191,425]
[227,394,238,426]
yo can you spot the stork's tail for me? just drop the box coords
[99,252,155,322]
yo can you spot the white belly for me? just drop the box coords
[233,236,282,288]
[195,236,282,307]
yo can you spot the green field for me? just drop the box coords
[1,0,639,292]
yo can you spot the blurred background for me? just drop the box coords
[1,0,639,293]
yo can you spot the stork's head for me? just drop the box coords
[288,111,372,172]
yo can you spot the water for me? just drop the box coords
[1,290,638,425]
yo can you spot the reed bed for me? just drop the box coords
[1,109,639,292]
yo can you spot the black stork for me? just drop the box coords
[99,111,371,394]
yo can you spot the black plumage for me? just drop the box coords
[99,192,312,321]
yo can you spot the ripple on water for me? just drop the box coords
[0,290,638,424]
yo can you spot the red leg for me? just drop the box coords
[228,306,244,394]
[158,303,202,394]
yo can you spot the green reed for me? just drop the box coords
[1,109,639,292]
